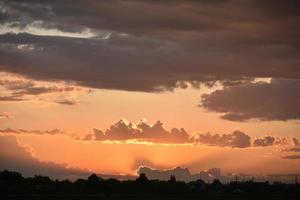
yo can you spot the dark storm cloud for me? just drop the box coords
[201,79,300,121]
[0,0,233,32]
[0,135,89,179]
[3,0,300,36]
[0,0,299,92]
[192,130,251,148]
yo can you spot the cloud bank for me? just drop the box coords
[282,155,300,160]
[201,79,300,121]
[253,136,289,147]
[192,130,251,148]
[0,135,89,179]
[82,119,190,144]
[2,119,297,148]
[0,0,299,92]
[0,73,87,105]
[0,128,64,135]
[77,119,297,148]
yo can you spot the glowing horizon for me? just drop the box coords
[1,0,300,180]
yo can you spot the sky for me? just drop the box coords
[0,0,300,178]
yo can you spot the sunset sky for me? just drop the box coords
[0,0,300,178]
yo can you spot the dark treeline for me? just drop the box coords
[0,170,300,199]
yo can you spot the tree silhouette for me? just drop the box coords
[0,170,299,198]
[136,173,148,183]
[87,173,101,184]
[169,175,176,183]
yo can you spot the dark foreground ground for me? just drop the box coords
[1,170,299,200]
[2,194,300,200]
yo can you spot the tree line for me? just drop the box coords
[0,170,299,198]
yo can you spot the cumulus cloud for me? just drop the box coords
[201,79,300,121]
[81,119,254,148]
[192,130,251,148]
[253,136,275,147]
[82,119,190,144]
[0,0,299,92]
[80,119,299,148]
[2,119,296,149]
[0,135,89,179]
[253,136,289,147]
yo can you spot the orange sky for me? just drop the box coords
[1,73,299,176]
[12,133,300,175]
[1,0,300,178]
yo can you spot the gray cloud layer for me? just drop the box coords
[282,155,300,160]
[0,135,89,179]
[0,0,299,92]
[283,139,300,154]
[0,77,84,105]
[283,148,300,152]
[201,79,300,121]
[0,128,64,135]
[0,78,78,100]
